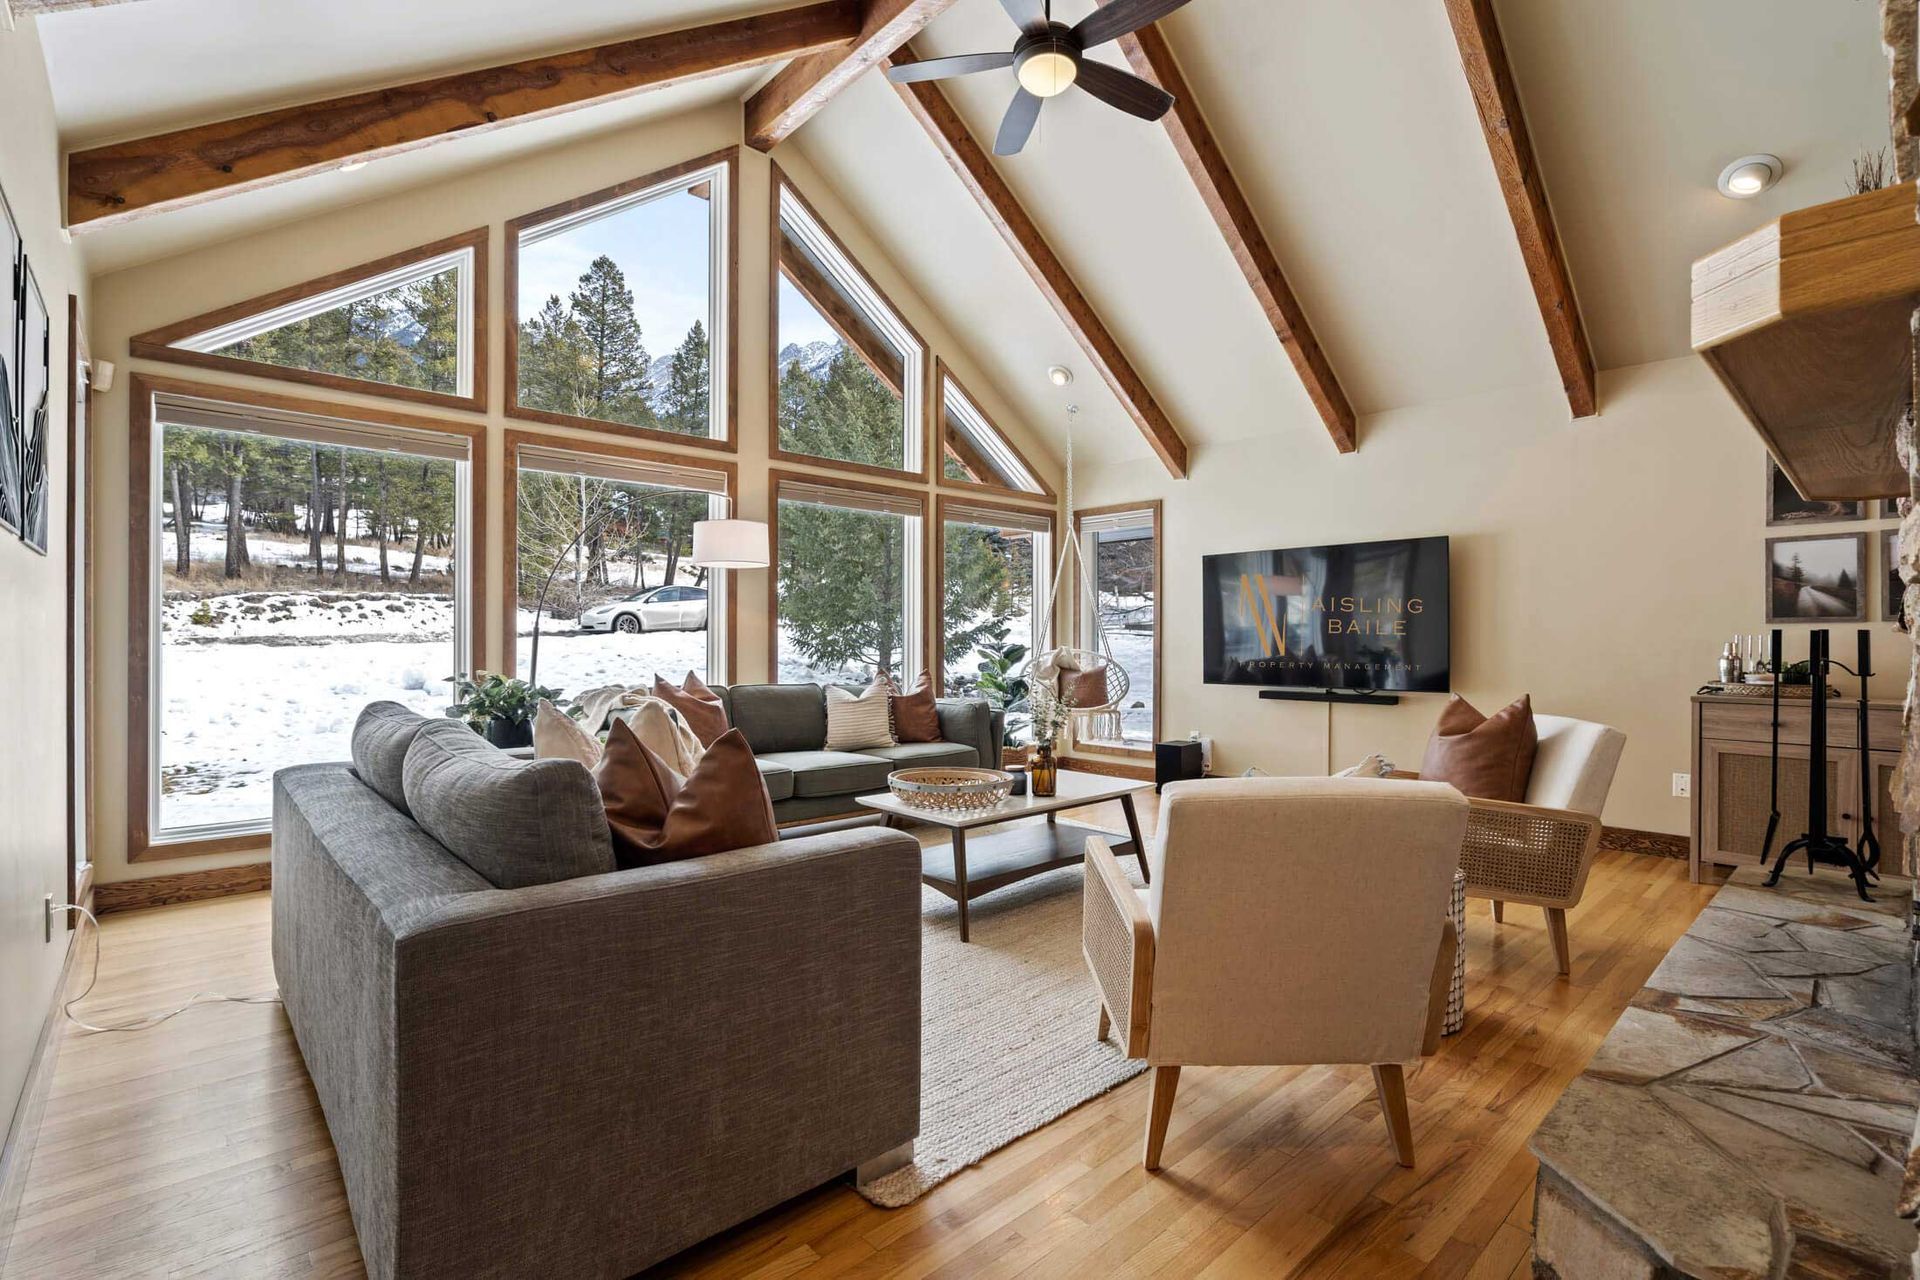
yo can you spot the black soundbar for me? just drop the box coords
[1257,689,1401,706]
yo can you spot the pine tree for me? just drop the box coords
[657,320,710,437]
[519,296,592,417]
[568,255,655,427]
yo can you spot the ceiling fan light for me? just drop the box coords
[1017,49,1078,97]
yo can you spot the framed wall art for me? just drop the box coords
[1766,532,1867,623]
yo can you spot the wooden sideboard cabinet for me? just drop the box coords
[1690,692,1903,883]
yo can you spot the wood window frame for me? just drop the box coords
[501,428,740,684]
[769,467,932,685]
[768,164,932,485]
[934,492,1056,698]
[129,228,490,414]
[1071,499,1162,759]
[125,373,490,862]
[504,148,740,454]
[933,359,1055,504]
[67,296,94,921]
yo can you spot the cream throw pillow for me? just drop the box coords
[825,681,897,752]
[533,699,603,768]
[609,696,706,777]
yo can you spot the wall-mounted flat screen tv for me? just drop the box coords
[1201,536,1450,692]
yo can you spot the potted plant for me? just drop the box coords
[447,672,563,749]
[973,642,1034,761]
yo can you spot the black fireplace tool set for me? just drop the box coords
[1757,627,1880,903]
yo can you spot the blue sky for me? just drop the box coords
[518,186,838,353]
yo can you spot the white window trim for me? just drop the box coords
[1077,507,1158,751]
[518,159,732,442]
[776,480,925,685]
[944,380,1042,494]
[777,186,925,472]
[175,247,477,399]
[149,395,474,843]
[513,446,733,683]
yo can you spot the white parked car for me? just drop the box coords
[577,585,709,634]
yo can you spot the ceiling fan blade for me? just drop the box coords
[1074,59,1174,121]
[885,51,1016,84]
[1070,0,1197,49]
[994,89,1044,156]
[999,0,1047,32]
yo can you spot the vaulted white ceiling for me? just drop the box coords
[33,0,1890,460]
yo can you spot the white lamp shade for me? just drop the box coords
[690,519,769,569]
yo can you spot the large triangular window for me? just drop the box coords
[938,361,1051,498]
[131,229,487,412]
[773,168,926,478]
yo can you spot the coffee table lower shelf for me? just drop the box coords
[922,819,1141,943]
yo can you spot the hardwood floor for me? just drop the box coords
[0,796,1719,1279]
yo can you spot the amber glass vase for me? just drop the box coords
[1031,743,1058,797]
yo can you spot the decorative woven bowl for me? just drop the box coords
[887,767,1014,813]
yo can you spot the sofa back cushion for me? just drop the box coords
[726,683,827,754]
[402,719,615,888]
[351,701,431,816]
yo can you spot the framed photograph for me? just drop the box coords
[1766,459,1864,525]
[0,186,18,538]
[1886,528,1905,625]
[1767,532,1867,622]
[18,257,48,554]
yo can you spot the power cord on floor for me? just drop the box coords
[53,903,281,1034]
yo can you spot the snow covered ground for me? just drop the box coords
[159,636,455,831]
[515,611,710,694]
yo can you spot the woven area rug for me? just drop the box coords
[857,847,1150,1208]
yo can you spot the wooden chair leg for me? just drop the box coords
[1491,900,1503,923]
[1098,1003,1111,1043]
[1371,1064,1415,1167]
[1143,1066,1181,1172]
[1545,907,1571,977]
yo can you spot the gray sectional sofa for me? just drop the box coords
[700,683,1005,824]
[272,701,926,1280]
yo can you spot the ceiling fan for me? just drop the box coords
[885,0,1197,157]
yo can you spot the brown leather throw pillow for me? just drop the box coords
[595,724,778,868]
[1061,667,1108,710]
[651,670,729,748]
[891,672,943,743]
[1419,694,1538,803]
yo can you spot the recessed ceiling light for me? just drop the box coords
[1717,154,1782,199]
[339,159,370,174]
[1047,365,1074,387]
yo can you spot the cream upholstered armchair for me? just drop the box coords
[1461,715,1624,977]
[1082,777,1467,1172]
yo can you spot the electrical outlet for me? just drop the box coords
[1672,772,1691,799]
[43,894,53,943]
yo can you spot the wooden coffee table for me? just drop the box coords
[857,771,1152,942]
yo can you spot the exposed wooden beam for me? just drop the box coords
[1442,0,1597,418]
[882,46,1189,478]
[65,1,861,231]
[1100,6,1357,453]
[10,0,151,13]
[746,0,961,152]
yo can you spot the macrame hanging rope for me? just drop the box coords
[1028,406,1131,717]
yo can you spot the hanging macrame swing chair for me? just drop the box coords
[1025,406,1131,731]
